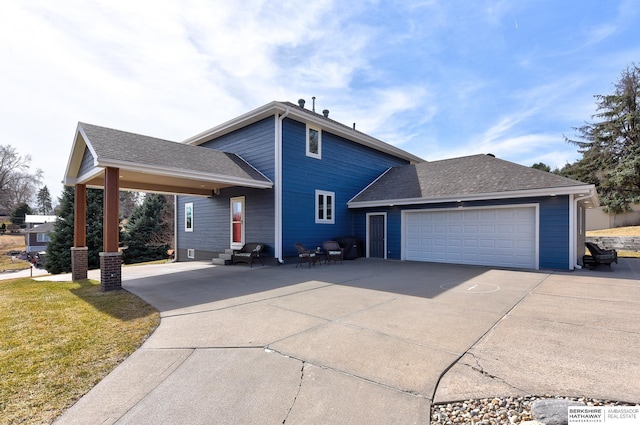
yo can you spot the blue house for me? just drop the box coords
[64,99,598,287]
[174,100,597,270]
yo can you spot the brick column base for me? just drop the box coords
[71,247,88,281]
[100,252,122,291]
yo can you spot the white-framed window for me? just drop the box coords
[185,202,194,232]
[315,190,335,224]
[306,124,321,159]
[187,249,195,259]
[37,233,50,243]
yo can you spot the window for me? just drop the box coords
[185,203,193,232]
[315,190,335,224]
[306,125,321,159]
[187,249,195,259]
[37,233,50,243]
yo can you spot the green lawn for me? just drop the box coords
[0,278,159,425]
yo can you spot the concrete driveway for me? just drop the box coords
[51,259,640,424]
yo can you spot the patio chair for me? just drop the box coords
[232,243,264,268]
[584,242,617,267]
[323,240,344,264]
[294,243,317,268]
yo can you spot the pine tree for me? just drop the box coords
[44,186,74,274]
[122,194,171,264]
[86,189,105,270]
[45,186,111,273]
[36,186,53,215]
[563,64,640,212]
[10,203,32,226]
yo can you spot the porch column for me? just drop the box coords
[71,184,88,281]
[100,167,121,291]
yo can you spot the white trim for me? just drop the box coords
[315,190,335,224]
[184,202,194,232]
[230,196,245,250]
[174,195,179,261]
[401,204,540,270]
[348,167,393,204]
[182,101,423,164]
[187,248,195,259]
[306,124,322,159]
[349,185,598,209]
[95,159,274,189]
[366,212,387,259]
[275,109,289,262]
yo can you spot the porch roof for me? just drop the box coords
[64,122,273,196]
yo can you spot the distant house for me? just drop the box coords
[25,221,55,253]
[65,100,598,272]
[25,215,58,229]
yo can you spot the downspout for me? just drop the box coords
[275,107,290,263]
[174,194,178,262]
[569,194,576,270]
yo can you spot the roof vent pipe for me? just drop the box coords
[298,99,305,108]
[353,123,356,130]
[322,109,329,118]
[312,96,316,112]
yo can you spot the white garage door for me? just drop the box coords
[403,206,537,269]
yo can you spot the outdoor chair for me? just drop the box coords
[584,242,617,267]
[294,243,317,268]
[323,240,344,264]
[232,243,264,267]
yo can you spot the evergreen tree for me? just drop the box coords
[86,189,105,270]
[45,186,111,273]
[36,186,53,215]
[531,162,551,172]
[45,186,74,274]
[122,194,171,264]
[563,64,640,212]
[10,203,32,226]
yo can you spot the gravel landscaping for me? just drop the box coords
[431,395,636,424]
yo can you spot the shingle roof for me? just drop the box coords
[78,122,271,184]
[349,154,591,204]
[26,222,56,234]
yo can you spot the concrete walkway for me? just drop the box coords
[49,259,640,424]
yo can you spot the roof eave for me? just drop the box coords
[85,159,273,189]
[183,101,424,164]
[348,185,598,208]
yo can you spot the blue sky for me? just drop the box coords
[1,0,639,202]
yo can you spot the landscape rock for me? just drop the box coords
[531,398,586,425]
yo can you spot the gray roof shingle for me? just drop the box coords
[350,154,589,203]
[79,122,271,184]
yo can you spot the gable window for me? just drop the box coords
[315,190,334,224]
[306,125,321,159]
[185,203,194,232]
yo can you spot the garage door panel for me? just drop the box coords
[404,207,536,269]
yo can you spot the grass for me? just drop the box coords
[586,225,640,258]
[586,225,640,236]
[0,278,160,425]
[0,234,30,272]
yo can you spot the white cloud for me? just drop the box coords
[0,0,637,202]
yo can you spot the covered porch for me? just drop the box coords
[63,122,272,290]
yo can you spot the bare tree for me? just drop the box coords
[0,145,42,213]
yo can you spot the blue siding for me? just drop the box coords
[281,118,409,256]
[79,146,95,177]
[354,196,571,269]
[201,117,275,180]
[177,187,275,259]
[177,117,276,259]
